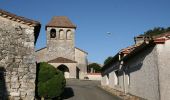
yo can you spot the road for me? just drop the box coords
[61,79,121,100]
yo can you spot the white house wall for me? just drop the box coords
[156,40,170,100]
[125,45,159,100]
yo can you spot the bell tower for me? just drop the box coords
[45,16,77,61]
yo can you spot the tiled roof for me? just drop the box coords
[153,32,170,44]
[123,32,170,60]
[120,43,142,55]
[46,16,76,29]
[0,9,41,43]
[0,9,40,27]
[102,32,170,72]
[47,57,77,63]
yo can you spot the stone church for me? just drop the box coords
[36,16,88,79]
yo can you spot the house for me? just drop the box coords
[101,32,170,100]
[36,16,88,79]
[0,9,40,100]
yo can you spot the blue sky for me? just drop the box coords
[1,0,170,64]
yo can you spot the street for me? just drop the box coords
[61,79,121,100]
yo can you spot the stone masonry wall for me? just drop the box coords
[0,16,36,100]
[75,48,87,79]
[46,27,75,61]
[36,47,47,63]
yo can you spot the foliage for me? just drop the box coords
[104,56,113,65]
[87,63,101,73]
[142,27,170,36]
[38,62,66,99]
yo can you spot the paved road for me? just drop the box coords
[62,79,121,100]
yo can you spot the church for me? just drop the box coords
[36,16,88,79]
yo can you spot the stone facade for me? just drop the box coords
[75,48,88,79]
[49,63,77,78]
[101,33,170,100]
[0,10,40,100]
[46,27,75,61]
[36,16,88,79]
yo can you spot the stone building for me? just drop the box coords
[0,9,40,100]
[101,32,170,100]
[36,16,88,79]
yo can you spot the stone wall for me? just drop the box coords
[46,27,75,61]
[36,47,47,63]
[0,16,36,100]
[87,73,101,80]
[49,63,77,78]
[75,48,88,79]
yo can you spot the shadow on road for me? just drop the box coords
[61,87,74,99]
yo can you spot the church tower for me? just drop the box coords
[45,16,77,61]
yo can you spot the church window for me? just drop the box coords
[59,29,65,39]
[50,29,56,38]
[66,30,72,40]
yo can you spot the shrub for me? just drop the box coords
[38,62,66,99]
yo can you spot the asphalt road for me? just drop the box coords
[61,79,121,100]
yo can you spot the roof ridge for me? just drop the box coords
[48,57,77,63]
[0,9,40,27]
[46,16,76,29]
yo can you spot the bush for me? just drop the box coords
[38,62,66,99]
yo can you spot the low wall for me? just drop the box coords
[87,73,102,80]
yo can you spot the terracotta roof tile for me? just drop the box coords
[120,43,142,55]
[0,9,41,43]
[46,16,76,29]
[0,9,40,27]
[153,32,170,44]
[47,57,77,63]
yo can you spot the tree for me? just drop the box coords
[87,63,101,73]
[104,56,113,65]
[37,62,66,100]
[143,27,170,36]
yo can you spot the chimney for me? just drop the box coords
[134,35,152,44]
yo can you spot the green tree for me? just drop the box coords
[143,27,170,36]
[38,62,66,100]
[88,63,101,73]
[104,56,113,65]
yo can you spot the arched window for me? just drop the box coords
[66,30,72,40]
[50,29,56,38]
[59,29,65,39]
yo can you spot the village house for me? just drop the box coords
[101,32,170,100]
[0,9,40,100]
[36,16,88,79]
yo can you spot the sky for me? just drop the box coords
[1,0,170,64]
